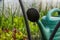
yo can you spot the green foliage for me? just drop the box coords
[0,6,40,40]
[0,0,59,40]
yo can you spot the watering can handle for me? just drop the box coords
[46,8,60,21]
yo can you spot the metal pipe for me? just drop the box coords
[19,0,32,40]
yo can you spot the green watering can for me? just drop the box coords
[27,8,60,40]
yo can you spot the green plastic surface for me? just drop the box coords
[40,8,60,40]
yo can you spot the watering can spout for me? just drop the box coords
[37,20,50,40]
[26,8,50,40]
[27,8,60,40]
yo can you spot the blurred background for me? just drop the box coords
[0,0,60,40]
[0,0,60,13]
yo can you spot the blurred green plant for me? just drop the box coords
[0,0,60,40]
